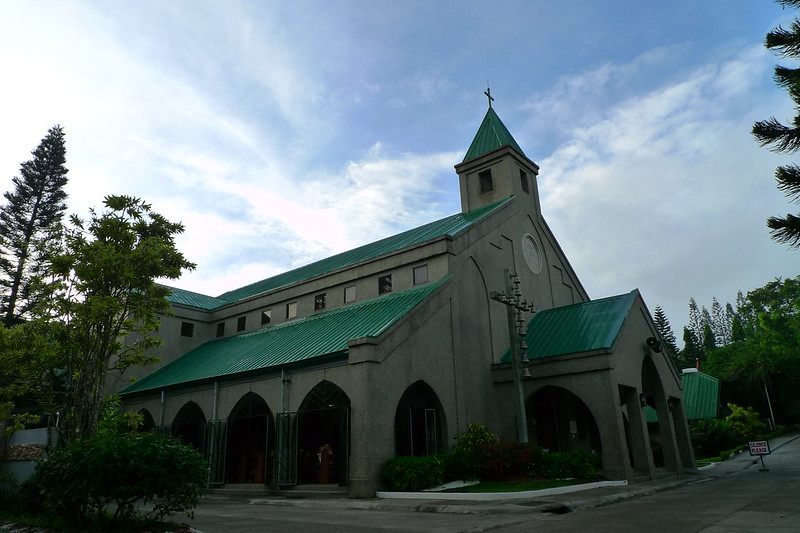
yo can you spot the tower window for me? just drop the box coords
[479,169,493,193]
[413,264,429,285]
[379,274,392,295]
[314,293,326,311]
[261,309,272,325]
[237,316,247,332]
[286,301,298,319]
[216,322,225,337]
[344,285,356,303]
[180,321,194,337]
[520,170,530,194]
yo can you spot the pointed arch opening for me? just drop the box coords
[172,402,206,453]
[527,386,601,455]
[138,408,156,431]
[225,392,275,484]
[298,381,350,485]
[394,380,446,456]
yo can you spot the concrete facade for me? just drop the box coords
[119,107,694,497]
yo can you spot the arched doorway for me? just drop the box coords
[394,381,446,456]
[527,386,601,454]
[138,409,156,431]
[298,381,350,485]
[226,392,275,484]
[172,402,206,453]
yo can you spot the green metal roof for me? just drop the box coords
[196,198,509,307]
[680,371,720,420]
[646,371,719,422]
[517,290,638,361]
[463,108,526,163]
[164,286,231,310]
[122,278,447,395]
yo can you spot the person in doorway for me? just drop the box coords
[313,442,334,483]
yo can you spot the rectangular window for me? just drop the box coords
[520,169,530,193]
[216,322,225,337]
[180,321,194,337]
[237,316,247,332]
[344,285,356,303]
[286,301,297,319]
[378,274,392,295]
[261,309,272,325]
[479,169,493,193]
[413,264,429,285]
[314,293,326,311]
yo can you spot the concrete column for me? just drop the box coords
[670,398,696,470]
[654,392,679,472]
[624,387,654,478]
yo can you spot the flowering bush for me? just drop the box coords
[31,431,206,525]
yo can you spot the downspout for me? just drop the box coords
[159,390,166,427]
[212,381,219,420]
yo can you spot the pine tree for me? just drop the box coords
[753,0,800,247]
[682,327,704,367]
[653,305,680,364]
[687,298,704,345]
[702,322,717,354]
[0,126,69,323]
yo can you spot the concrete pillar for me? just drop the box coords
[654,391,679,472]
[624,387,655,478]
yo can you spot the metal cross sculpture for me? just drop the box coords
[484,86,495,108]
[490,270,537,443]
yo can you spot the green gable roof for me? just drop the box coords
[646,371,720,423]
[463,107,526,163]
[176,198,509,308]
[122,278,447,395]
[501,290,638,363]
[681,370,720,420]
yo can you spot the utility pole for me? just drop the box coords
[490,270,537,443]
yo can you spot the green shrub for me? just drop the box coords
[532,450,601,479]
[725,403,766,441]
[690,418,740,458]
[446,424,499,481]
[31,431,206,525]
[381,455,446,491]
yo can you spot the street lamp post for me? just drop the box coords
[490,269,537,443]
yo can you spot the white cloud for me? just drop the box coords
[537,44,796,331]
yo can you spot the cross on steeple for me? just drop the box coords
[484,86,495,108]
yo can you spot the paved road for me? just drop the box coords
[187,434,800,533]
[496,437,800,532]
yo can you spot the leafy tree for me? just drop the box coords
[653,305,681,366]
[752,0,800,247]
[47,195,195,443]
[0,125,68,323]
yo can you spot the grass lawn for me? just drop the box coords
[443,478,591,493]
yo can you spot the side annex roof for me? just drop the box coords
[121,278,447,395]
[510,289,640,361]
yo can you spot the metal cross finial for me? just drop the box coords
[484,86,494,108]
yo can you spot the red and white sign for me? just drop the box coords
[748,440,770,456]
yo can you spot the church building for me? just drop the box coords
[119,101,695,498]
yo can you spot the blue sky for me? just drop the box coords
[1,1,797,335]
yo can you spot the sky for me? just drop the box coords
[1,0,798,336]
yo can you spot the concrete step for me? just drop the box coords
[205,483,347,500]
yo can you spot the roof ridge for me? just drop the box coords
[212,198,510,304]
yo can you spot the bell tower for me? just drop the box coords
[454,90,541,214]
